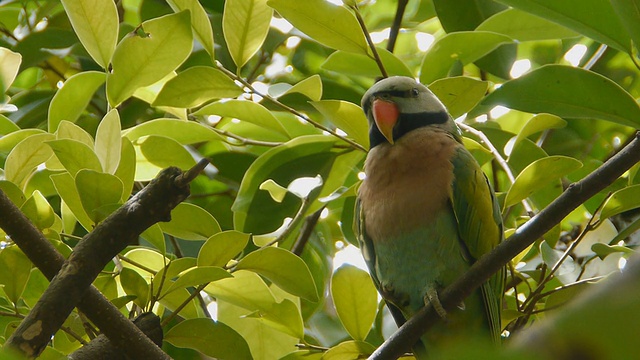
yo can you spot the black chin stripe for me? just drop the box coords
[392,111,449,140]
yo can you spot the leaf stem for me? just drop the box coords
[349,3,388,78]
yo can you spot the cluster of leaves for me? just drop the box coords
[0,0,639,359]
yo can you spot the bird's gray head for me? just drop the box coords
[361,76,457,148]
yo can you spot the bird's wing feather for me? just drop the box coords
[450,146,504,341]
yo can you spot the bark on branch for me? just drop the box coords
[369,132,640,359]
[2,161,206,358]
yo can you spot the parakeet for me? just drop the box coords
[356,76,504,357]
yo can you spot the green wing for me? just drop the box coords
[450,146,504,342]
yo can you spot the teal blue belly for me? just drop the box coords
[373,210,490,353]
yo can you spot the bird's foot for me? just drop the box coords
[424,288,447,319]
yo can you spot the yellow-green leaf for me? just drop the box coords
[331,265,377,341]
[153,67,243,108]
[164,318,252,360]
[198,230,251,267]
[224,0,273,68]
[167,0,215,58]
[310,100,369,149]
[160,203,221,241]
[5,133,55,188]
[0,48,21,94]
[95,109,122,174]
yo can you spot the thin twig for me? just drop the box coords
[160,283,208,327]
[118,255,158,275]
[210,126,283,147]
[214,62,367,152]
[291,206,325,256]
[386,0,409,53]
[349,3,388,78]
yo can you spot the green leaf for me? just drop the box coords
[0,180,26,207]
[323,341,376,360]
[0,114,20,135]
[476,8,579,41]
[428,76,489,118]
[599,185,640,221]
[267,0,368,54]
[591,243,634,260]
[205,270,277,312]
[539,241,577,284]
[499,0,631,53]
[55,121,95,147]
[232,136,338,233]
[163,266,232,296]
[167,0,215,58]
[224,0,273,68]
[115,138,136,202]
[75,170,123,224]
[477,65,640,128]
[330,265,377,341]
[259,179,289,203]
[164,318,252,360]
[47,139,103,176]
[198,230,251,267]
[0,48,21,95]
[138,135,196,169]
[419,31,513,84]
[107,11,193,107]
[505,156,582,208]
[510,114,567,152]
[4,133,55,188]
[160,202,221,241]
[235,247,318,302]
[0,246,32,305]
[310,100,369,149]
[245,298,304,339]
[61,0,118,68]
[141,224,166,255]
[268,75,323,101]
[153,67,243,108]
[20,190,56,230]
[321,47,413,78]
[195,99,288,137]
[51,173,93,230]
[120,267,150,308]
[611,0,640,55]
[123,118,222,145]
[95,109,122,174]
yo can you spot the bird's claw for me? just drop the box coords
[424,288,447,319]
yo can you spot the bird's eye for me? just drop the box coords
[411,88,419,97]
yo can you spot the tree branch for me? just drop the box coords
[369,132,640,359]
[386,0,408,53]
[2,162,205,358]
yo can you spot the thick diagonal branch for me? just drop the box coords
[370,132,640,359]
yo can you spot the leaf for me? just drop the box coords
[323,341,376,360]
[235,246,318,302]
[164,318,252,360]
[505,156,582,208]
[163,266,232,296]
[5,133,55,188]
[476,8,579,41]
[245,298,304,339]
[499,0,631,53]
[95,109,122,174]
[321,47,413,78]
[611,0,640,55]
[260,179,289,203]
[106,11,193,107]
[511,114,567,151]
[330,265,377,341]
[0,114,20,135]
[195,99,288,136]
[47,139,103,176]
[592,243,634,260]
[419,31,513,84]
[223,0,273,68]
[232,136,338,233]
[204,270,277,312]
[0,246,32,305]
[167,0,215,58]
[268,75,323,101]
[198,231,251,267]
[141,224,166,255]
[120,267,150,308]
[267,0,368,54]
[428,76,489,118]
[61,0,118,68]
[75,170,123,224]
[138,135,196,169]
[310,100,369,149]
[477,65,640,128]
[114,138,136,202]
[160,202,221,241]
[599,185,640,221]
[20,190,56,230]
[123,118,222,145]
[51,173,93,230]
[0,48,21,95]
[539,241,577,284]
[153,67,243,108]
